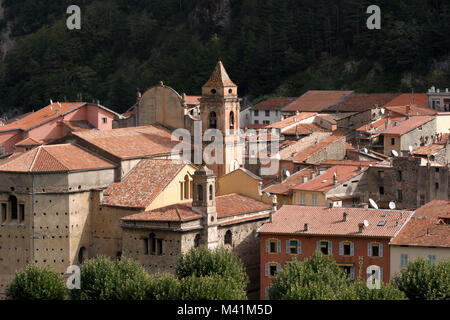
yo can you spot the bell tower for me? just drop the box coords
[199,61,243,177]
[192,166,218,249]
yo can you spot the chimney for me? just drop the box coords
[343,212,348,222]
[302,176,308,183]
[270,195,278,223]
[358,223,365,233]
[385,118,390,129]
[333,172,338,185]
[304,223,309,231]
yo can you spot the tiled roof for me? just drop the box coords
[15,137,42,146]
[264,168,315,195]
[283,90,354,112]
[0,102,119,132]
[383,93,428,108]
[102,159,188,208]
[391,200,450,247]
[63,120,94,132]
[317,160,379,167]
[0,144,115,173]
[385,105,436,116]
[121,204,203,222]
[326,93,400,112]
[216,193,272,217]
[253,97,297,111]
[317,112,358,123]
[185,96,201,106]
[219,213,270,226]
[436,133,450,145]
[267,113,317,129]
[245,124,267,130]
[282,123,325,135]
[412,144,445,156]
[289,134,345,163]
[357,116,406,132]
[202,61,236,87]
[72,125,179,160]
[380,116,435,135]
[291,165,365,192]
[279,132,332,160]
[121,193,272,222]
[259,205,413,237]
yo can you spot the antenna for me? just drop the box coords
[369,198,378,209]
[363,220,369,227]
[392,150,399,157]
[389,201,396,210]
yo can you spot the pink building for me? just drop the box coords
[0,102,121,156]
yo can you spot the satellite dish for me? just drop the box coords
[392,150,399,157]
[285,170,291,177]
[381,108,385,114]
[363,220,369,227]
[369,198,378,209]
[389,201,396,210]
[363,148,368,154]
[409,145,413,153]
[275,152,281,160]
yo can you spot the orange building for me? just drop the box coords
[258,205,413,299]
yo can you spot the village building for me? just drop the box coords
[427,86,450,111]
[251,97,297,125]
[0,102,122,157]
[390,200,450,277]
[258,205,413,299]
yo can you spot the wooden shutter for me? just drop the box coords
[297,241,302,254]
[277,240,281,253]
[265,263,269,277]
[350,267,355,281]
[328,241,332,255]
[339,242,343,256]
[350,242,355,256]
[316,240,320,251]
[379,244,383,257]
[286,240,290,254]
[266,239,270,253]
[368,243,372,257]
[380,268,383,282]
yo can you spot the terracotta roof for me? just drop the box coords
[436,133,450,145]
[72,125,180,160]
[279,132,333,160]
[317,160,379,167]
[412,144,445,156]
[317,112,358,124]
[267,113,317,130]
[122,105,136,118]
[121,203,203,222]
[282,123,325,135]
[289,134,345,163]
[219,213,270,226]
[15,137,42,147]
[385,105,436,116]
[259,205,413,237]
[185,96,201,106]
[383,93,428,108]
[0,144,115,173]
[380,116,435,135]
[291,165,365,192]
[391,200,450,247]
[102,159,187,208]
[121,193,271,222]
[253,97,297,111]
[283,90,354,112]
[63,120,94,132]
[326,93,400,112]
[216,193,272,218]
[0,102,119,132]
[245,124,267,130]
[202,61,236,87]
[357,116,406,132]
[264,168,316,195]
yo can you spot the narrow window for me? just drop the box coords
[379,186,384,195]
[143,238,149,255]
[398,171,402,181]
[197,185,203,201]
[209,184,213,201]
[269,263,278,277]
[229,111,234,130]
[400,254,408,267]
[157,239,163,255]
[435,182,439,190]
[78,247,87,264]
[149,233,156,255]
[320,241,329,255]
[289,240,298,254]
[102,117,107,124]
[265,110,270,117]
[9,195,17,220]
[254,110,259,116]
[391,138,395,145]
[343,242,351,256]
[19,204,25,222]
[1,203,6,222]
[194,234,201,248]
[224,230,232,245]
[269,240,277,253]
[184,175,190,199]
[371,243,380,257]
[397,190,403,202]
[209,112,217,129]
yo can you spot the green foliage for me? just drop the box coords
[269,251,406,300]
[75,256,149,300]
[392,258,450,300]
[6,264,68,300]
[175,247,249,290]
[1,0,449,116]
[145,273,181,300]
[179,275,247,300]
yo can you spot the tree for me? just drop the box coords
[74,256,149,300]
[145,273,181,300]
[179,275,247,300]
[6,264,68,300]
[175,247,249,291]
[392,258,450,300]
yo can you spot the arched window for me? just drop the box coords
[184,175,190,199]
[224,230,232,246]
[209,112,217,129]
[194,234,201,248]
[9,195,17,220]
[209,184,213,201]
[198,185,203,201]
[229,111,234,130]
[78,247,87,264]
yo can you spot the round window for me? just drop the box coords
[211,89,217,94]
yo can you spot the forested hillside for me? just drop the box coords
[0,0,449,116]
